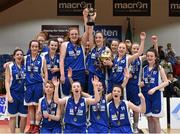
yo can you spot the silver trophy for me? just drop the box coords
[86,8,95,26]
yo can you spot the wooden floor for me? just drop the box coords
[0,125,179,134]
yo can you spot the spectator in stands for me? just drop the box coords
[160,56,173,74]
[125,39,132,54]
[167,51,176,66]
[164,72,179,97]
[165,72,180,97]
[165,43,176,56]
[173,56,180,80]
[158,46,165,61]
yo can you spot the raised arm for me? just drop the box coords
[86,76,100,105]
[81,91,91,98]
[128,93,146,113]
[151,35,158,54]
[106,93,112,102]
[88,26,95,49]
[148,66,169,95]
[52,77,66,105]
[121,68,130,88]
[81,8,89,46]
[128,32,146,64]
[81,8,96,49]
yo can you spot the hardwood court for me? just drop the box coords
[0,124,179,134]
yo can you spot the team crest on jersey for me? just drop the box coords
[91,53,96,59]
[37,61,40,64]
[51,111,55,115]
[153,71,157,75]
[120,60,125,63]
[102,99,105,103]
[77,110,83,116]
[121,106,125,111]
[117,66,123,72]
[76,50,81,55]
[92,106,97,111]
[47,64,51,69]
[80,102,84,107]
[120,113,125,120]
[111,114,118,120]
[137,61,140,65]
[69,50,81,57]
[69,51,74,55]
[100,105,105,111]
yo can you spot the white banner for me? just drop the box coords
[0,95,8,120]
[170,97,180,129]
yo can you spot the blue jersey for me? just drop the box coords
[40,97,61,129]
[126,57,142,105]
[45,53,60,80]
[88,96,108,127]
[108,100,132,133]
[7,63,27,116]
[85,51,91,70]
[64,42,85,72]
[109,55,128,84]
[142,65,164,116]
[24,54,43,85]
[143,65,159,92]
[9,62,26,93]
[64,96,87,127]
[108,55,128,93]
[128,57,142,85]
[88,47,106,79]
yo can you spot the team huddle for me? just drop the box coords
[5,9,169,133]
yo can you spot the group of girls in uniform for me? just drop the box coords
[5,8,169,134]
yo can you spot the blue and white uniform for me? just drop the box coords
[108,55,128,94]
[63,96,87,133]
[24,54,44,105]
[88,47,107,95]
[62,42,86,96]
[88,96,109,133]
[45,53,60,80]
[39,97,61,133]
[108,100,133,133]
[7,62,27,117]
[142,65,164,117]
[126,57,142,105]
